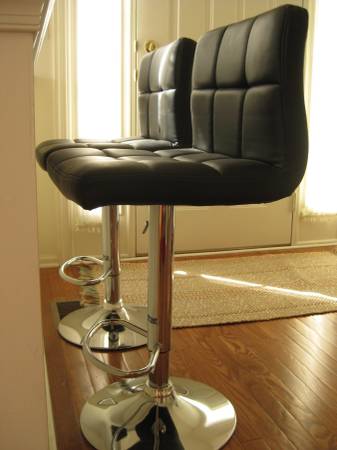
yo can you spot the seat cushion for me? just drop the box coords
[36,138,173,170]
[46,145,299,210]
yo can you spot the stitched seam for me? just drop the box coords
[146,52,155,138]
[174,40,185,146]
[211,27,227,153]
[48,153,106,170]
[174,38,182,89]
[213,27,228,88]
[157,151,202,157]
[243,17,256,86]
[238,90,247,159]
[279,6,291,169]
[241,15,258,160]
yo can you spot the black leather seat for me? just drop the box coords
[45,5,308,210]
[36,37,196,351]
[36,37,196,169]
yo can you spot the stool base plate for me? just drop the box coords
[58,304,147,350]
[80,376,236,450]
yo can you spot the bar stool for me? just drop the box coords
[36,37,196,350]
[43,5,308,448]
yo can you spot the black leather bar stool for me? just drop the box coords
[43,5,308,449]
[36,37,196,350]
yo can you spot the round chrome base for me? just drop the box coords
[58,305,147,350]
[80,376,236,449]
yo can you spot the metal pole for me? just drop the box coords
[147,205,175,389]
[102,205,122,308]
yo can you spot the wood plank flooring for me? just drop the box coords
[40,265,337,450]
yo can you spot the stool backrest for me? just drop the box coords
[191,5,308,184]
[138,38,196,147]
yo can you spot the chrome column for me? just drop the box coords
[57,204,147,349]
[147,205,174,389]
[102,205,122,309]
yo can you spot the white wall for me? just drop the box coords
[0,1,49,449]
[35,24,60,266]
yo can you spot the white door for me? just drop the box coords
[135,0,304,255]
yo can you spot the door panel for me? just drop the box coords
[243,0,272,17]
[211,0,240,28]
[276,0,303,6]
[135,0,304,255]
[137,0,172,58]
[136,199,293,255]
[177,0,209,39]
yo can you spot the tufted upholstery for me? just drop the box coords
[44,5,308,210]
[191,5,308,176]
[36,138,178,170]
[36,38,196,170]
[138,38,196,145]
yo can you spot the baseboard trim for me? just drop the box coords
[125,241,337,262]
[39,241,337,268]
[39,254,59,268]
[295,239,337,247]
[44,356,57,450]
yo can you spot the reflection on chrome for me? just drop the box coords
[200,274,337,302]
[80,376,237,450]
[183,396,235,427]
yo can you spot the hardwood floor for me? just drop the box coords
[40,266,337,450]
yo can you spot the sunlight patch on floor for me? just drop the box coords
[200,274,337,303]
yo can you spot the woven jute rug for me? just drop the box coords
[80,249,337,327]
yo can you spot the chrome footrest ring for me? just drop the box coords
[83,318,159,378]
[59,255,111,286]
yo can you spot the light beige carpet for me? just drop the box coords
[80,249,337,327]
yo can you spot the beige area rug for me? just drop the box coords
[80,249,337,327]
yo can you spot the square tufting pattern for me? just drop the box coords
[35,38,196,170]
[191,5,308,171]
[39,5,308,211]
[46,145,290,209]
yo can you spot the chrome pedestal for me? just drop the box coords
[81,206,237,449]
[80,377,236,450]
[58,304,147,350]
[57,205,147,349]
